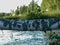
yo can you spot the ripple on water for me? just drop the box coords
[0,30,48,45]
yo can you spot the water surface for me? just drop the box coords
[0,30,48,45]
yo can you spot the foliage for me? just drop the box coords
[15,6,20,15]
[3,13,28,20]
[1,0,60,19]
[3,16,20,19]
[20,5,28,14]
[41,0,60,13]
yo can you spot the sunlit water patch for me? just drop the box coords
[0,30,48,45]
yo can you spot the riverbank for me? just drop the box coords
[46,30,60,45]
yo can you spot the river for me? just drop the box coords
[0,30,48,45]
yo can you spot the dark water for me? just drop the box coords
[0,18,59,30]
[0,30,48,45]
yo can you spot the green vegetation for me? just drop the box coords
[0,0,60,19]
[46,31,60,45]
[41,0,60,18]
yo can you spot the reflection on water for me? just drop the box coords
[0,30,48,45]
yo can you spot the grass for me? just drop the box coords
[1,10,60,19]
